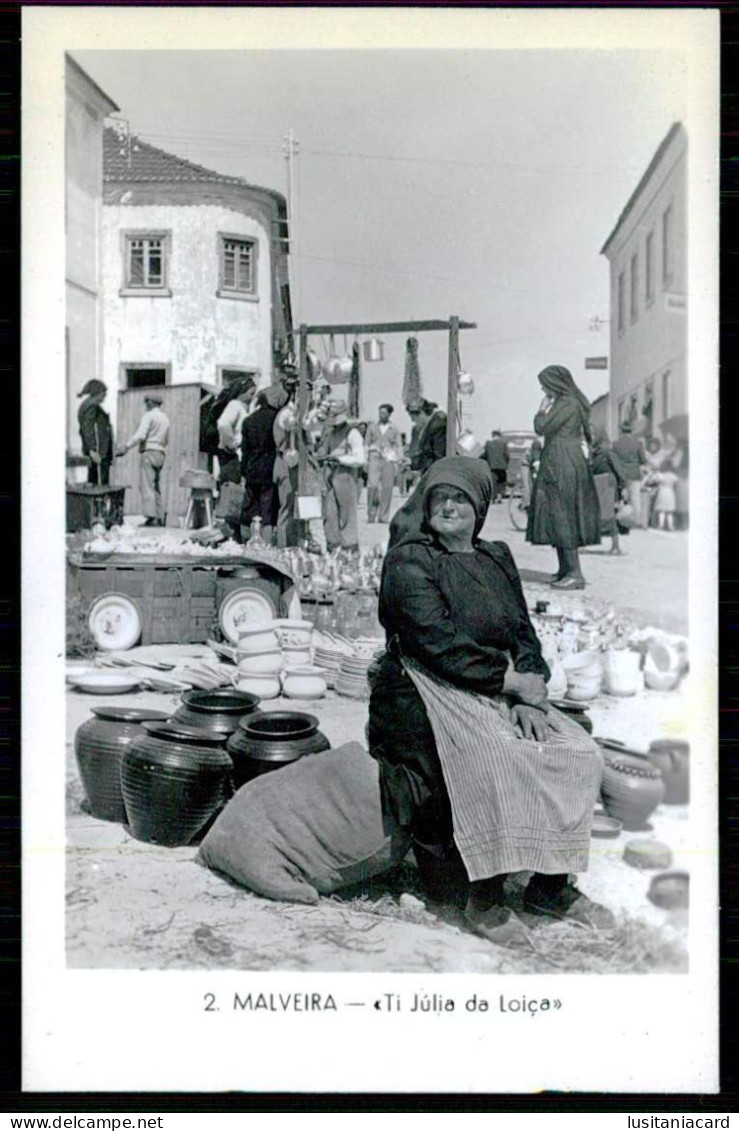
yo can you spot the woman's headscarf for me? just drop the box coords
[260,384,289,411]
[388,456,493,549]
[538,364,593,442]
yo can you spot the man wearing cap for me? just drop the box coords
[410,399,447,475]
[116,391,171,527]
[365,403,403,523]
[77,379,114,486]
[613,419,647,529]
[315,400,365,551]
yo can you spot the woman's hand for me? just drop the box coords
[503,670,549,709]
[511,704,551,742]
[538,395,554,413]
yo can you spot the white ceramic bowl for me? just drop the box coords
[236,626,280,654]
[237,648,284,675]
[232,671,282,699]
[281,666,327,700]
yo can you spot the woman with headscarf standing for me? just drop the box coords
[77,379,114,486]
[369,456,611,945]
[526,365,601,590]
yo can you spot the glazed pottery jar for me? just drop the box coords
[226,710,330,788]
[647,739,690,804]
[236,626,280,654]
[600,752,666,830]
[281,666,327,700]
[232,671,282,700]
[74,706,169,823]
[602,649,642,696]
[121,721,234,846]
[273,619,313,647]
[282,644,312,669]
[561,651,602,702]
[236,649,284,676]
[172,688,259,736]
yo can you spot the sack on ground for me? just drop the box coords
[197,742,410,904]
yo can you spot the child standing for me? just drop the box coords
[654,469,678,530]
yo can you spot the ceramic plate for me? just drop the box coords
[70,671,142,695]
[218,587,276,644]
[87,593,143,652]
[591,814,623,838]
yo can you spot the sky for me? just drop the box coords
[76,46,686,439]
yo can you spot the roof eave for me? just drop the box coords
[600,121,685,257]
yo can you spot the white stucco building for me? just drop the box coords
[101,128,291,435]
[601,122,687,441]
[65,57,118,455]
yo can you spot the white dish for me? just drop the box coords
[87,592,143,652]
[218,587,276,644]
[70,671,142,695]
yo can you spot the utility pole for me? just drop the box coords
[283,128,300,325]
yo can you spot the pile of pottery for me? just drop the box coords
[334,637,384,701]
[596,736,690,830]
[313,631,355,689]
[232,618,327,700]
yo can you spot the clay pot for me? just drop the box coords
[273,619,313,647]
[236,649,284,675]
[121,721,233,846]
[600,752,666,830]
[236,626,280,654]
[647,739,690,804]
[226,710,330,788]
[172,688,259,736]
[74,706,170,823]
[562,651,603,701]
[232,671,282,700]
[281,666,327,700]
[282,644,312,669]
[602,649,642,696]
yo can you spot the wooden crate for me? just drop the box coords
[69,556,292,646]
[114,383,215,522]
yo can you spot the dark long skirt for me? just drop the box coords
[593,471,618,537]
[368,650,468,901]
[526,438,600,548]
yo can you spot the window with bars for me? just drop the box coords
[125,234,168,289]
[219,236,257,296]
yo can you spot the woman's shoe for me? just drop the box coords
[550,571,566,583]
[523,881,615,930]
[551,575,586,590]
[464,901,528,946]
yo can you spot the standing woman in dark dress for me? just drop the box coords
[77,379,114,486]
[589,430,628,556]
[525,365,600,590]
[240,387,284,544]
[368,457,611,946]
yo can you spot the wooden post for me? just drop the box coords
[446,315,459,457]
[297,324,309,495]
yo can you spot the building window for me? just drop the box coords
[617,271,625,334]
[218,235,257,298]
[662,370,671,420]
[643,379,654,435]
[662,204,674,286]
[630,252,639,324]
[645,231,655,303]
[122,232,171,295]
[123,365,168,390]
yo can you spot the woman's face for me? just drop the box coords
[426,485,477,540]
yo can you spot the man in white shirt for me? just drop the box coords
[216,378,255,485]
[116,391,171,527]
[365,402,403,523]
[315,400,365,551]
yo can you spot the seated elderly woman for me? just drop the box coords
[368,456,612,944]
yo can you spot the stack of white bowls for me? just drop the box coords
[232,619,327,700]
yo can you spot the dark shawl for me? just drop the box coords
[389,456,493,549]
[538,364,593,444]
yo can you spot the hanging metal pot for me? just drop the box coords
[457,370,475,395]
[363,337,384,363]
[334,334,354,380]
[306,349,323,381]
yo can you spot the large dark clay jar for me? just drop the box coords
[647,739,690,805]
[227,710,330,787]
[601,752,666,830]
[121,720,234,846]
[172,688,259,736]
[74,706,169,822]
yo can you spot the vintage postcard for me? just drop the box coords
[22,6,719,1094]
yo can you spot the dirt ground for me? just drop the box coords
[66,492,691,974]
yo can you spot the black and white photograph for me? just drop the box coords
[23,6,718,1094]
